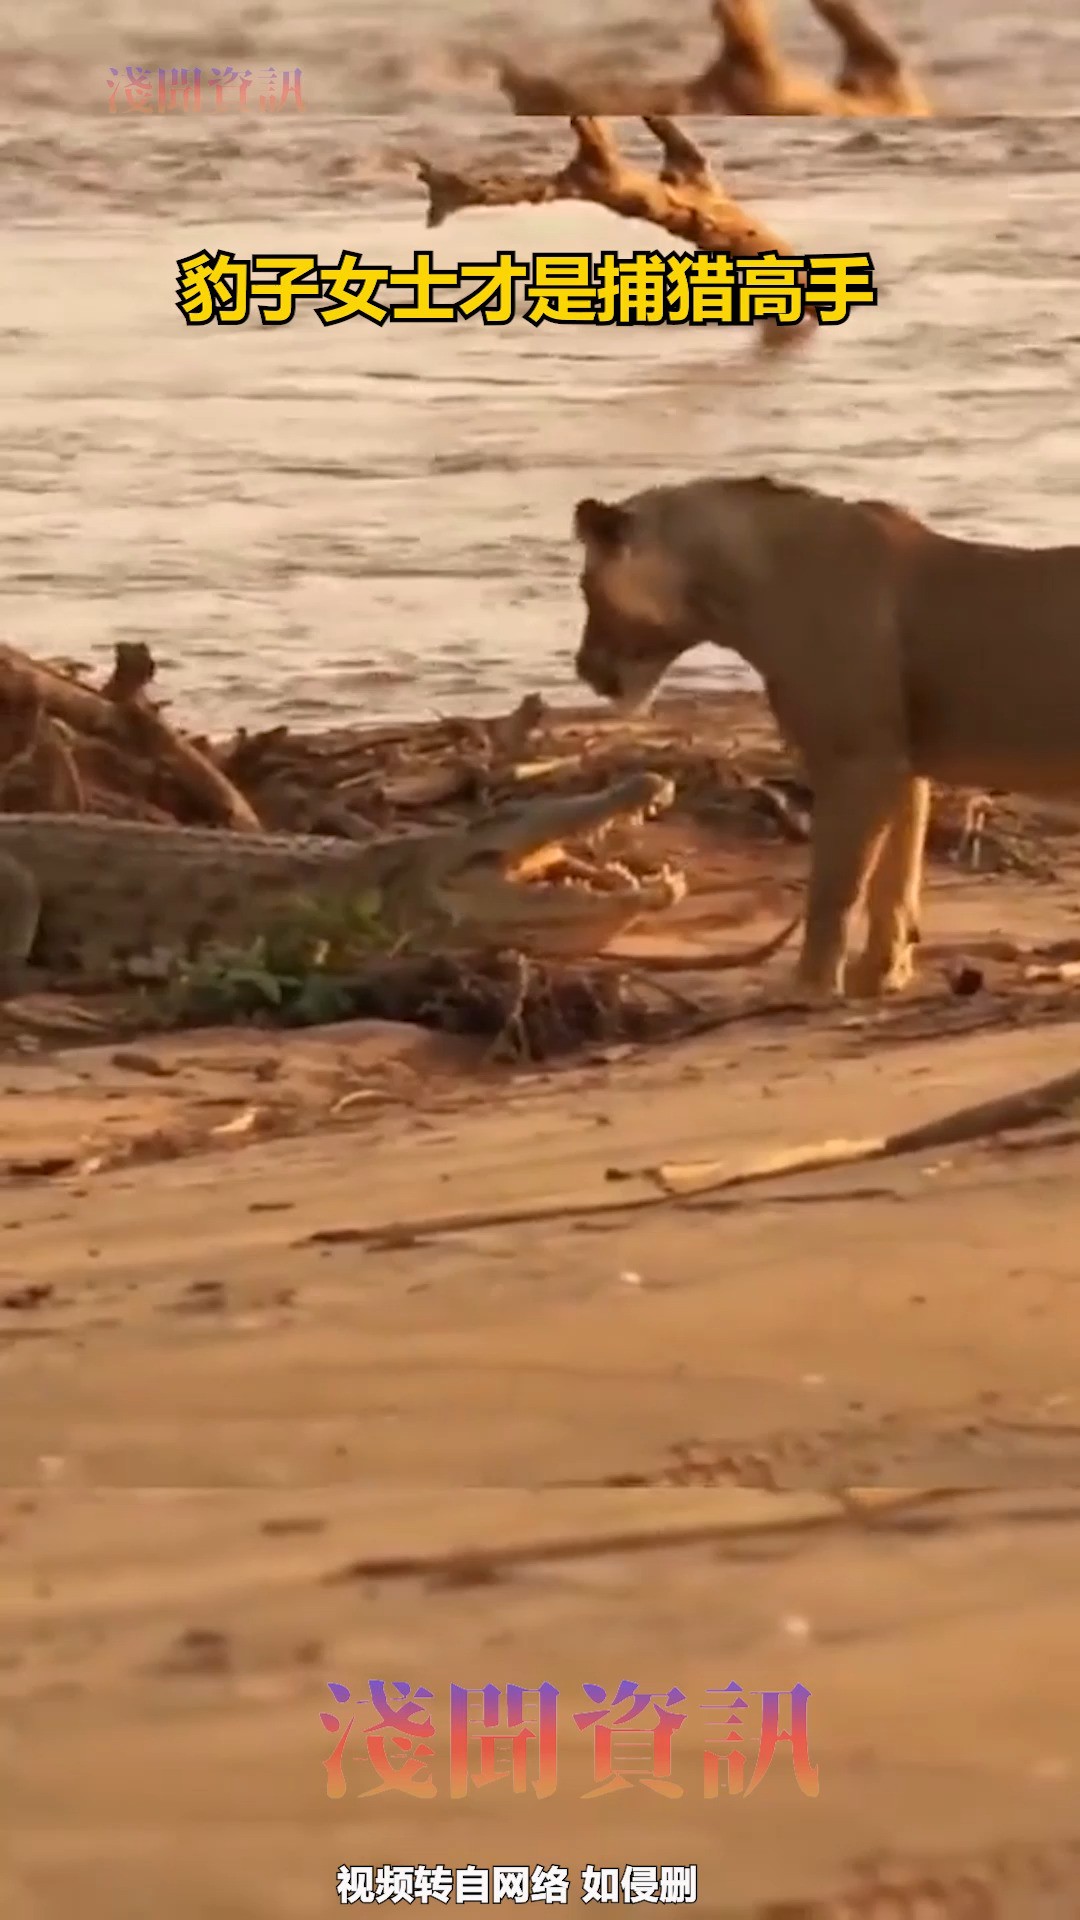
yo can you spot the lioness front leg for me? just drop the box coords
[796,758,908,1000]
[848,774,930,998]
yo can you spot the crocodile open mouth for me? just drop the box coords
[431,771,688,952]
[502,776,686,904]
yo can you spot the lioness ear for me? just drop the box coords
[573,497,632,550]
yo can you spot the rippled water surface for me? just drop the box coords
[6,0,1080,120]
[2,3,1079,725]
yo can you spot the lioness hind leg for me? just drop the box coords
[848,775,930,999]
[796,758,908,1000]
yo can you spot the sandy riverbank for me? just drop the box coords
[5,985,1080,1489]
[4,685,1080,1487]
[5,729,1080,1907]
[6,1489,1080,1917]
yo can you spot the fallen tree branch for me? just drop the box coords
[0,668,86,811]
[100,642,262,832]
[649,1061,1080,1196]
[322,1490,966,1585]
[497,0,929,118]
[417,115,811,350]
[292,1059,1080,1245]
[0,639,263,832]
[0,641,138,747]
[810,0,929,114]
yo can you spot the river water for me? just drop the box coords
[2,3,1079,726]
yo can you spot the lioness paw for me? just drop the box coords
[847,947,918,999]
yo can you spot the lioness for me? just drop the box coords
[572,475,1080,1000]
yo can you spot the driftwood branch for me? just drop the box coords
[497,0,928,118]
[417,116,811,350]
[0,667,85,811]
[0,641,137,747]
[100,643,263,832]
[0,640,262,831]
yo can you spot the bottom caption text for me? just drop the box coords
[337,1867,698,1905]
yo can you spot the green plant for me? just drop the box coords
[165,888,401,1027]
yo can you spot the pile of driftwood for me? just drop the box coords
[0,637,785,838]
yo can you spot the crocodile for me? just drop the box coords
[0,773,689,988]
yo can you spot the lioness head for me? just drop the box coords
[573,494,705,715]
